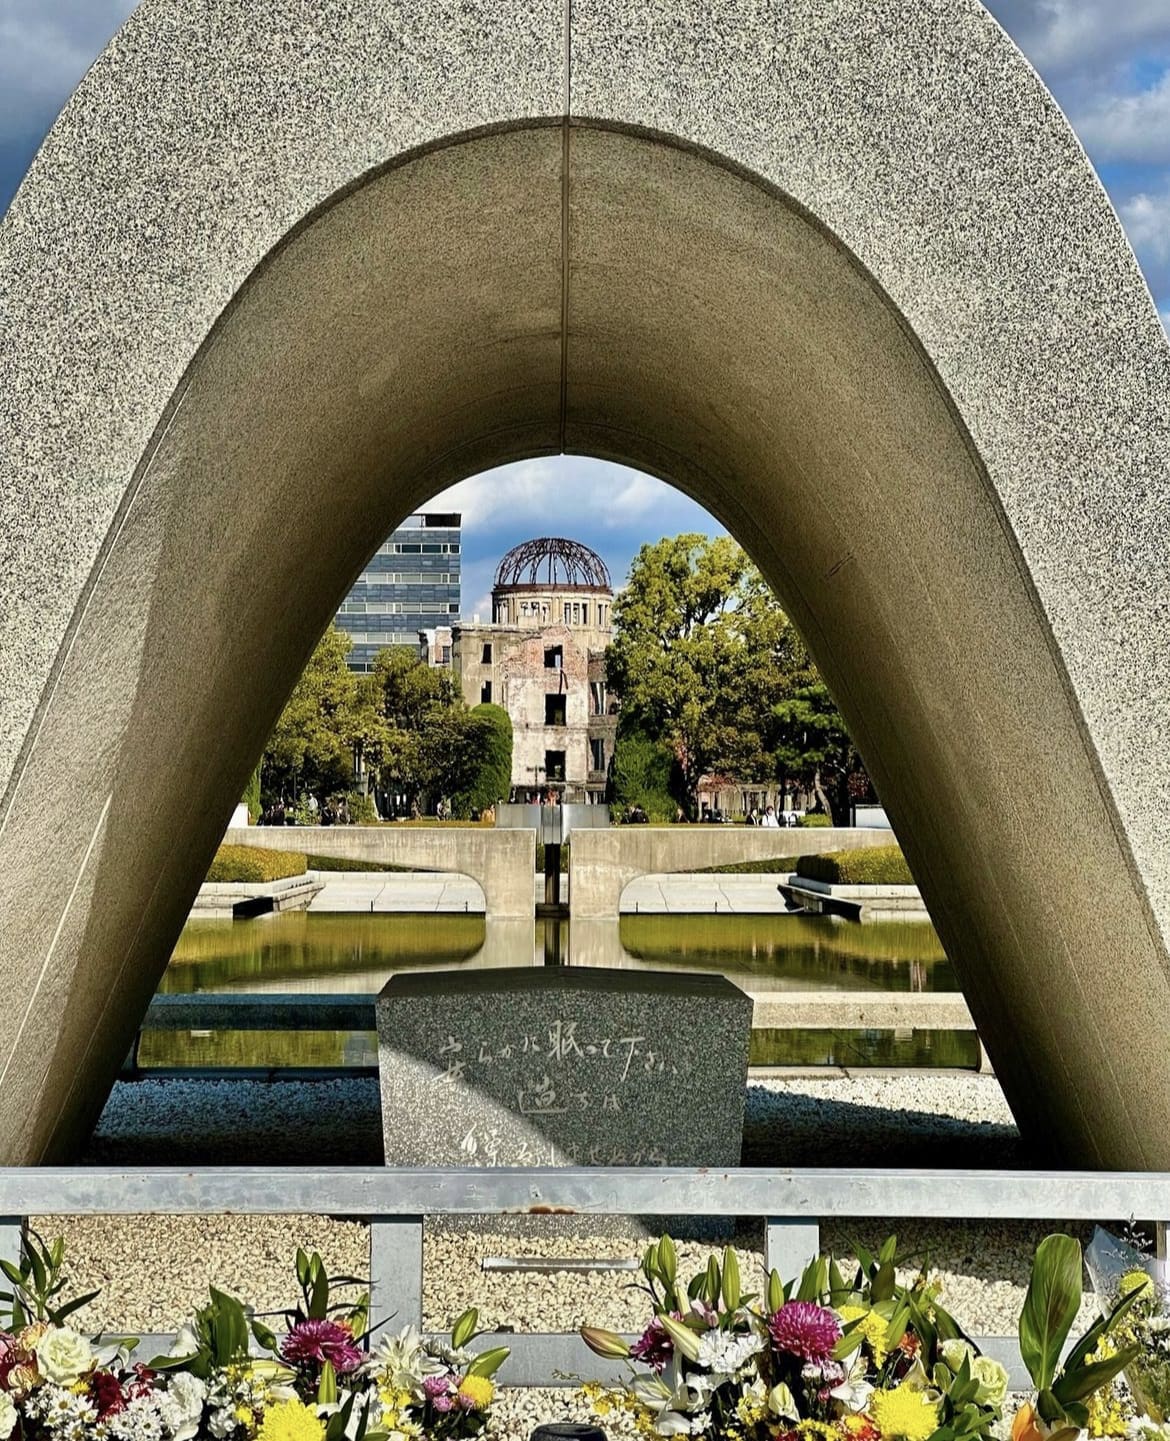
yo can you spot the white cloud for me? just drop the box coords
[1119,187,1170,293]
[986,1,1170,75]
[429,458,713,537]
[0,0,137,140]
[1076,69,1170,164]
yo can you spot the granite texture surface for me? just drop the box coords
[376,968,753,1166]
[1,0,1169,1165]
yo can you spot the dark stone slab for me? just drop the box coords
[376,967,752,1166]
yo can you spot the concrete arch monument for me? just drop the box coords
[2,0,1169,1165]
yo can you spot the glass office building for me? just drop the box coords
[334,512,461,671]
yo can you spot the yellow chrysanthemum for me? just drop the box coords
[797,1421,839,1440]
[457,1375,495,1410]
[256,1399,326,1441]
[1121,1270,1155,1301]
[737,1393,766,1426]
[870,1385,941,1441]
[840,1305,891,1367]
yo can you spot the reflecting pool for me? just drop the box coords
[142,911,977,1069]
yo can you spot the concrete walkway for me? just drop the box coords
[622,871,793,914]
[306,870,484,912]
[304,870,799,914]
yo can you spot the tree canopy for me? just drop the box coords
[258,629,512,818]
[605,534,865,819]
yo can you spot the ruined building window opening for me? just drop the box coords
[590,681,606,714]
[544,645,563,669]
[482,643,493,664]
[481,681,492,704]
[545,694,567,726]
[545,750,566,783]
[590,738,606,771]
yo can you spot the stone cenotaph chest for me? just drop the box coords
[376,967,752,1166]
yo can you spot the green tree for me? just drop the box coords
[605,534,823,814]
[262,626,362,807]
[608,725,680,821]
[450,704,513,818]
[769,680,860,825]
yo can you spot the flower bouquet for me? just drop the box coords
[1083,1226,1170,1432]
[580,1232,1009,1441]
[0,1233,508,1441]
[1004,1233,1139,1441]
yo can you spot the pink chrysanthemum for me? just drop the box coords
[767,1301,841,1363]
[280,1319,363,1374]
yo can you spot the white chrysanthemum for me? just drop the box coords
[695,1329,763,1375]
[35,1327,94,1384]
[0,1392,16,1441]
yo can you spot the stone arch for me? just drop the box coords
[2,0,1169,1165]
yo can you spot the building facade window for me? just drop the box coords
[481,681,492,704]
[545,694,567,725]
[333,512,461,671]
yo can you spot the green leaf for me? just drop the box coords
[317,1361,338,1407]
[451,1308,479,1350]
[309,1262,330,1321]
[721,1247,741,1311]
[54,1289,101,1320]
[466,1346,510,1377]
[1063,1285,1143,1376]
[1020,1235,1083,1392]
[872,1261,896,1303]
[1052,1345,1141,1406]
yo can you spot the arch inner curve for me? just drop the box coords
[0,120,1162,1167]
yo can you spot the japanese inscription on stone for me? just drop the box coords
[376,967,752,1167]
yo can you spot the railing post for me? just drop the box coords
[368,1216,423,1332]
[0,1217,24,1268]
[765,1218,820,1285]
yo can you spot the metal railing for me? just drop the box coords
[1,1165,1164,1387]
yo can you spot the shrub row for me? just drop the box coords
[695,857,800,874]
[795,844,914,886]
[797,812,833,827]
[205,844,307,883]
[306,854,418,874]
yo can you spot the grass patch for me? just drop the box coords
[796,844,914,886]
[306,854,423,874]
[206,844,306,883]
[377,818,493,827]
[692,857,800,874]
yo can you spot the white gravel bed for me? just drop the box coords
[64,1072,1097,1351]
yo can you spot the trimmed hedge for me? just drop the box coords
[694,857,800,874]
[795,844,914,886]
[797,812,833,827]
[306,854,419,874]
[206,844,307,883]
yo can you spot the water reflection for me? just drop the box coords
[145,911,974,1070]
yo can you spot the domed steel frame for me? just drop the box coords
[494,537,612,592]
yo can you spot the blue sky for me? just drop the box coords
[3,2,1169,616]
